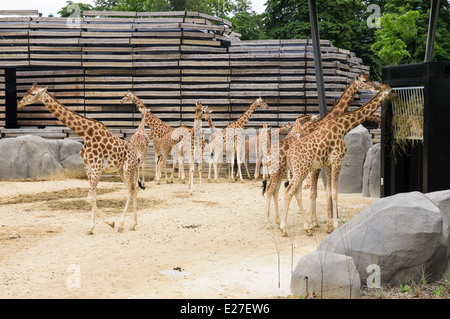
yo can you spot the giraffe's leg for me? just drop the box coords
[281,179,301,237]
[309,169,321,228]
[197,159,203,192]
[244,157,251,180]
[118,159,138,232]
[235,139,244,183]
[272,177,283,226]
[254,157,260,181]
[208,152,213,183]
[85,168,114,235]
[188,157,195,195]
[263,174,275,225]
[330,163,341,232]
[283,169,310,236]
[213,148,222,183]
[153,142,161,181]
[325,165,334,233]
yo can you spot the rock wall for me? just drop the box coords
[0,135,84,180]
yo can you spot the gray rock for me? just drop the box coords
[424,190,450,275]
[338,125,373,194]
[290,251,361,299]
[362,143,381,198]
[0,135,83,180]
[318,191,446,285]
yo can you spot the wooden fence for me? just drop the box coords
[0,10,373,133]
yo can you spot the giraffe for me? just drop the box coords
[156,102,205,194]
[18,84,143,235]
[244,123,269,180]
[244,123,292,181]
[281,83,394,237]
[129,107,151,189]
[262,115,318,226]
[120,91,176,181]
[262,72,379,227]
[209,97,269,183]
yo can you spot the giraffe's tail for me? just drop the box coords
[284,180,289,188]
[138,180,145,190]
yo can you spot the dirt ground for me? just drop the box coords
[0,174,377,299]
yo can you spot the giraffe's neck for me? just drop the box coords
[42,92,100,138]
[227,100,258,129]
[206,116,215,130]
[323,80,358,120]
[132,95,146,110]
[137,110,147,131]
[330,89,386,136]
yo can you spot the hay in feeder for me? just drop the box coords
[390,87,424,158]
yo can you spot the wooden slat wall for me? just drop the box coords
[0,11,371,131]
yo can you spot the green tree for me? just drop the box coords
[230,0,266,40]
[58,1,94,17]
[94,0,121,11]
[113,0,170,11]
[371,10,420,65]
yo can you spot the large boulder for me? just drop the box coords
[318,191,449,285]
[0,135,84,180]
[290,251,361,299]
[338,125,373,193]
[362,143,381,198]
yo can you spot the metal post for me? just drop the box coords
[424,0,440,62]
[5,67,18,128]
[308,0,327,117]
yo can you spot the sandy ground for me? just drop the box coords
[0,174,377,299]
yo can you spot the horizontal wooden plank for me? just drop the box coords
[0,10,39,15]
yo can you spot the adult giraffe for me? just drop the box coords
[18,84,143,234]
[282,83,395,236]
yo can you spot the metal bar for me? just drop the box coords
[308,0,327,118]
[5,68,18,129]
[424,0,440,62]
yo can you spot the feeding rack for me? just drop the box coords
[381,62,450,196]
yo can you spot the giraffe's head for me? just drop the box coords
[203,105,213,120]
[195,102,205,120]
[18,83,48,109]
[379,82,397,100]
[255,97,269,109]
[354,72,379,93]
[120,91,134,105]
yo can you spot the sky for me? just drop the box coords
[1,0,267,17]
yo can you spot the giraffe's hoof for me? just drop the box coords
[129,226,136,231]
[305,229,313,236]
[85,230,94,235]
[109,221,115,229]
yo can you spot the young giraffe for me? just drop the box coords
[120,91,176,181]
[244,123,292,181]
[129,107,151,189]
[262,72,379,227]
[209,97,269,183]
[156,102,205,194]
[282,83,394,237]
[244,123,269,180]
[18,84,143,234]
